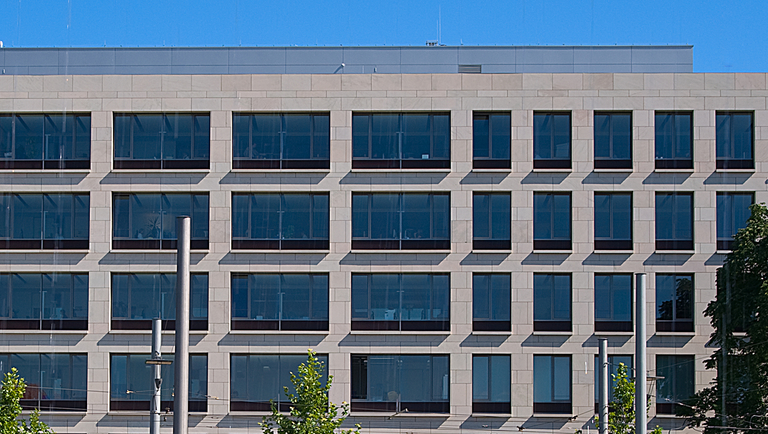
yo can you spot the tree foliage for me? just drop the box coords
[681,203,768,433]
[261,350,360,434]
[596,363,661,434]
[0,368,53,434]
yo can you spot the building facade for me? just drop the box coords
[0,46,763,433]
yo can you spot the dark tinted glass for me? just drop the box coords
[594,112,631,167]
[656,355,694,411]
[473,193,511,241]
[112,193,209,248]
[474,113,511,164]
[0,193,89,249]
[534,113,571,163]
[113,113,209,168]
[0,353,87,411]
[473,355,511,404]
[594,355,632,402]
[656,274,693,331]
[594,193,632,243]
[111,273,208,329]
[0,114,90,168]
[533,355,571,404]
[232,113,329,166]
[655,193,693,249]
[0,273,87,330]
[534,274,571,322]
[655,112,692,168]
[352,113,450,168]
[472,274,511,322]
[594,274,632,322]
[716,112,753,164]
[716,192,753,248]
[534,193,571,248]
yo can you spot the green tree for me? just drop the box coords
[681,203,768,433]
[0,368,53,434]
[596,363,661,434]
[261,350,361,434]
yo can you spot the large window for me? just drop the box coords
[717,192,753,251]
[594,112,632,169]
[656,274,693,333]
[233,113,330,169]
[473,193,510,250]
[473,274,511,332]
[351,354,449,413]
[352,113,450,169]
[0,113,90,169]
[351,274,449,332]
[716,112,753,170]
[533,192,571,250]
[594,355,632,407]
[656,355,694,414]
[0,193,89,249]
[594,274,632,332]
[0,273,87,331]
[112,193,209,250]
[111,273,208,331]
[231,274,328,331]
[231,354,327,411]
[655,192,693,251]
[473,355,510,414]
[231,193,329,250]
[352,193,450,250]
[533,274,571,332]
[473,112,510,169]
[113,113,210,169]
[111,353,207,412]
[594,192,632,251]
[655,112,692,169]
[533,112,571,169]
[0,353,86,411]
[533,355,571,414]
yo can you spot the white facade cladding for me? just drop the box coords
[0,45,764,434]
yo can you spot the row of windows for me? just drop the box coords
[0,191,750,252]
[0,352,694,415]
[0,272,695,334]
[0,111,756,171]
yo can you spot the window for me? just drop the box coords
[594,274,632,332]
[351,274,449,332]
[534,274,571,332]
[533,355,571,414]
[351,354,449,413]
[533,112,571,169]
[473,193,510,250]
[473,274,511,332]
[533,192,571,250]
[473,355,510,414]
[112,193,209,250]
[110,353,207,412]
[655,192,693,251]
[233,113,330,169]
[656,355,694,414]
[352,113,450,169]
[0,353,86,411]
[0,113,90,169]
[231,354,327,411]
[111,273,208,331]
[594,355,632,408]
[656,274,693,332]
[114,113,210,169]
[594,112,632,169]
[231,193,329,250]
[655,112,692,169]
[231,274,328,331]
[594,192,632,250]
[473,112,510,169]
[352,193,450,250]
[716,112,753,169]
[717,192,753,250]
[0,193,89,249]
[0,273,87,331]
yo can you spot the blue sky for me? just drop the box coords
[0,0,765,72]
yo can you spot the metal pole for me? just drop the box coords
[151,318,162,434]
[173,216,190,434]
[598,338,609,434]
[635,273,647,434]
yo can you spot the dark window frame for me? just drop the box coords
[594,192,633,251]
[533,192,572,251]
[593,355,633,410]
[655,274,694,333]
[594,274,633,332]
[716,192,754,251]
[656,355,695,414]
[533,112,571,169]
[0,353,87,412]
[351,273,450,332]
[0,113,91,170]
[533,273,572,332]
[0,193,90,250]
[655,111,693,170]
[473,112,511,169]
[231,192,329,250]
[0,273,88,331]
[533,354,572,414]
[594,111,632,169]
[230,273,329,332]
[113,113,210,170]
[472,273,511,332]
[473,192,511,250]
[472,354,511,414]
[351,192,451,250]
[716,111,754,170]
[655,192,694,251]
[232,112,330,170]
[352,112,451,169]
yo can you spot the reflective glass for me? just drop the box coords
[655,113,692,160]
[533,274,571,321]
[717,192,753,241]
[230,354,327,405]
[656,193,693,242]
[594,274,632,321]
[656,355,694,404]
[594,193,632,241]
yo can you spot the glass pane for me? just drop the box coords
[191,274,208,320]
[473,275,490,320]
[553,357,570,401]
[656,193,673,241]
[533,355,552,402]
[311,115,330,159]
[0,116,13,159]
[192,115,210,159]
[351,275,369,319]
[281,274,310,320]
[402,114,431,160]
[490,356,510,402]
[473,355,489,400]
[675,276,693,320]
[232,114,252,159]
[431,114,451,160]
[131,194,162,240]
[612,194,632,240]
[594,275,611,321]
[369,194,399,240]
[42,274,72,319]
[401,274,430,320]
[283,114,312,160]
[231,275,249,318]
[612,275,632,321]
[473,194,490,239]
[656,274,674,320]
[473,115,490,159]
[311,275,329,320]
[594,193,611,239]
[553,114,571,159]
[732,113,753,160]
[553,275,571,321]
[490,113,511,159]
[12,194,42,240]
[399,355,431,401]
[674,194,692,242]
[491,275,511,321]
[655,113,674,160]
[553,194,571,240]
[163,114,193,160]
[612,113,631,159]
[402,195,430,240]
[370,114,399,159]
[534,193,552,240]
[0,276,9,318]
[132,114,163,160]
[674,114,692,159]
[533,114,552,159]
[367,355,398,402]
[43,194,72,239]
[232,194,251,239]
[251,114,281,160]
[716,114,730,159]
[282,194,311,240]
[490,194,510,240]
[11,274,40,319]
[251,194,281,240]
[14,115,44,160]
[250,274,279,320]
[311,194,329,240]
[369,275,399,320]
[352,115,371,158]
[534,274,552,321]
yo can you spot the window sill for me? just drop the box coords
[532,250,572,255]
[472,331,511,336]
[349,330,450,335]
[230,168,330,173]
[472,249,511,254]
[653,168,694,173]
[592,168,632,173]
[0,249,89,254]
[653,250,695,255]
[532,413,574,418]
[0,329,88,334]
[715,250,732,254]
[109,249,210,254]
[471,412,511,418]
[654,331,695,336]
[349,249,451,254]
[532,331,572,336]
[350,168,451,173]
[111,168,211,173]
[471,168,511,173]
[230,249,330,254]
[108,411,208,416]
[532,168,572,173]
[653,412,686,419]
[351,411,448,418]
[593,330,635,336]
[714,168,755,173]
[109,329,208,335]
[0,169,90,174]
[228,330,329,335]
[593,250,633,254]
[27,411,87,416]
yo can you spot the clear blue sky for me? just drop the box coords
[0,0,764,72]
